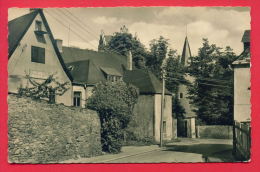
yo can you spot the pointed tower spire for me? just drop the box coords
[98,30,106,51]
[180,36,192,66]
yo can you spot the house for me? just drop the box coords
[61,46,128,107]
[232,30,251,160]
[177,36,196,138]
[124,69,173,142]
[61,42,174,142]
[8,9,73,106]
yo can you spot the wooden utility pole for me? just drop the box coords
[160,57,167,147]
[160,72,165,147]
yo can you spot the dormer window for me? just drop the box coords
[100,67,122,82]
[107,75,122,82]
[35,20,42,31]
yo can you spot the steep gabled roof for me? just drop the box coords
[62,47,126,85]
[241,30,250,43]
[123,69,172,95]
[62,46,127,73]
[8,9,73,81]
[180,36,192,66]
[8,11,38,58]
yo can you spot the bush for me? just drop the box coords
[87,81,139,153]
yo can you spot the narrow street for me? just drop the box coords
[61,138,234,163]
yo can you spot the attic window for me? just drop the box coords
[35,21,42,31]
[34,20,47,36]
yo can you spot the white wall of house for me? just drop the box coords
[154,94,173,142]
[8,13,73,106]
[234,66,251,122]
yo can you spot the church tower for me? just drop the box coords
[180,36,192,66]
[177,36,196,138]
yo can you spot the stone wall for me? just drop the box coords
[197,125,233,139]
[8,95,101,163]
[127,95,154,141]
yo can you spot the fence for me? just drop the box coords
[234,121,251,161]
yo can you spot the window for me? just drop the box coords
[35,20,42,31]
[107,75,122,82]
[31,46,45,64]
[73,91,81,107]
[180,93,183,99]
[163,121,166,133]
[34,20,46,43]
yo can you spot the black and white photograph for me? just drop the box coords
[8,7,251,163]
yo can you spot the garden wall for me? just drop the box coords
[8,95,101,163]
[196,125,233,139]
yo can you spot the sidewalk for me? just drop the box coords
[61,145,162,163]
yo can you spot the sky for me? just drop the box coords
[8,7,250,56]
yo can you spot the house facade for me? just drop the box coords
[124,69,173,142]
[232,30,251,160]
[177,36,196,138]
[8,9,73,106]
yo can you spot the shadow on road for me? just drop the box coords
[164,143,234,162]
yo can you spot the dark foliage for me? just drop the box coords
[187,39,237,125]
[87,81,139,153]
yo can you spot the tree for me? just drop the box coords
[187,39,237,125]
[146,36,169,79]
[107,26,148,69]
[87,81,139,153]
[18,74,70,104]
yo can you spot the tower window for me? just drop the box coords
[163,121,166,133]
[180,93,183,99]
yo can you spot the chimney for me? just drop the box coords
[127,50,132,71]
[55,39,63,53]
[29,8,42,13]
